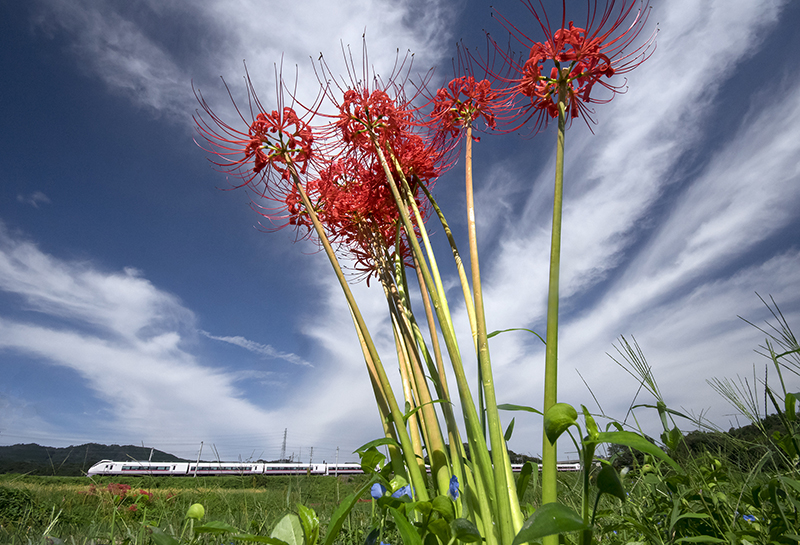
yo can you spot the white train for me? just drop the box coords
[87,459,582,477]
[86,460,363,477]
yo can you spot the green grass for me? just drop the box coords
[0,473,376,545]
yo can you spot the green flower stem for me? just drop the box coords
[541,79,569,545]
[288,166,429,502]
[349,309,406,477]
[418,181,479,354]
[465,126,524,535]
[370,137,502,545]
[390,254,452,496]
[409,255,470,510]
[388,311,427,477]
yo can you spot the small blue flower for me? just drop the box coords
[391,485,412,499]
[448,475,460,501]
[742,515,757,523]
[371,483,387,499]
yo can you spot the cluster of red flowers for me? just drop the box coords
[430,76,500,139]
[195,1,653,275]
[496,0,655,130]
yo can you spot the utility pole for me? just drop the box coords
[194,441,203,478]
[281,428,287,462]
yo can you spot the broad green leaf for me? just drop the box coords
[544,403,578,444]
[359,447,386,474]
[498,403,543,416]
[195,520,242,534]
[322,476,380,545]
[661,426,682,451]
[593,431,681,472]
[427,518,450,544]
[674,536,725,543]
[271,514,304,545]
[146,526,180,545]
[505,417,516,441]
[431,495,455,523]
[596,463,626,502]
[388,507,423,545]
[297,504,319,545]
[450,518,482,542]
[516,461,535,504]
[512,503,590,545]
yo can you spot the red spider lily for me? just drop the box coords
[106,483,132,498]
[430,76,500,139]
[193,67,322,233]
[311,150,424,280]
[494,0,656,131]
[309,42,449,276]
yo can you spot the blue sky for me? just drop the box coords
[1,0,799,463]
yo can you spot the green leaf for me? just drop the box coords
[427,518,451,544]
[543,403,578,444]
[596,463,626,502]
[146,526,180,545]
[231,536,291,544]
[322,476,380,545]
[355,437,401,453]
[505,417,516,441]
[359,447,386,474]
[787,392,799,422]
[582,405,599,441]
[516,461,535,504]
[593,431,681,472]
[674,536,725,543]
[195,520,242,534]
[271,514,304,545]
[388,507,423,545]
[512,503,590,545]
[660,426,682,451]
[431,495,455,523]
[450,518,482,543]
[487,327,545,345]
[498,403,543,416]
[297,504,319,545]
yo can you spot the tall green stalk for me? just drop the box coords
[465,126,524,535]
[541,79,568,545]
[286,164,430,502]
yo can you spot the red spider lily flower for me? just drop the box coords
[308,42,449,277]
[311,150,424,280]
[494,0,656,131]
[193,66,321,233]
[106,483,132,497]
[430,76,500,139]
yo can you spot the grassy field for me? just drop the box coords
[0,470,581,544]
[0,472,380,544]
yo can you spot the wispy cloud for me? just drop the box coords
[30,0,452,124]
[200,330,312,367]
[16,191,51,208]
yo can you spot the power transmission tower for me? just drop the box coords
[280,428,287,462]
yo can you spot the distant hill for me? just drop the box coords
[0,443,186,476]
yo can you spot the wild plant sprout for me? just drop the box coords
[194,2,665,544]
